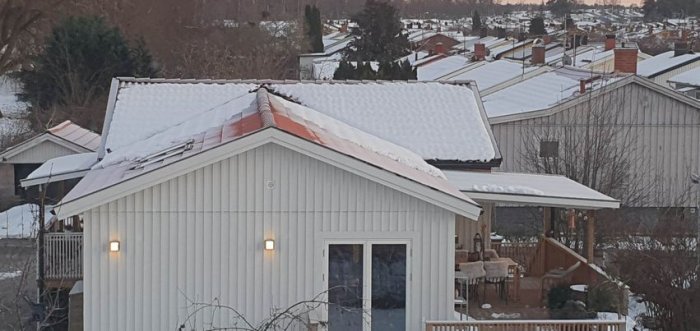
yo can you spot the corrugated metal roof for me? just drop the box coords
[48,121,101,151]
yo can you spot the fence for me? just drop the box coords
[44,232,83,280]
[425,319,626,331]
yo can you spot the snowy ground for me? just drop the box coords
[0,204,52,239]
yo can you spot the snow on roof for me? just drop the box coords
[637,51,700,78]
[668,66,700,87]
[25,152,98,181]
[268,81,497,162]
[417,55,471,81]
[483,68,623,118]
[48,121,101,151]
[104,81,257,153]
[62,88,479,217]
[0,76,27,117]
[443,60,535,90]
[444,171,620,209]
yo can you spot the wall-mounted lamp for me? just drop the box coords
[264,239,275,251]
[109,240,120,252]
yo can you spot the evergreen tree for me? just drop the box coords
[345,0,409,62]
[529,17,547,36]
[16,16,157,130]
[333,60,416,80]
[547,0,574,17]
[471,11,482,34]
[304,5,324,53]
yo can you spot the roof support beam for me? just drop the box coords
[585,210,595,262]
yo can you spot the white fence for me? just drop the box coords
[44,232,83,280]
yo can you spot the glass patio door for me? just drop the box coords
[327,243,407,331]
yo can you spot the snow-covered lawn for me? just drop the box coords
[0,204,52,239]
[0,270,22,280]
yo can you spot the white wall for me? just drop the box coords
[82,143,458,330]
[7,140,80,164]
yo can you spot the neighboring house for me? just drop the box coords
[483,70,700,209]
[298,33,354,80]
[55,81,485,330]
[668,66,700,99]
[637,46,700,87]
[0,121,100,202]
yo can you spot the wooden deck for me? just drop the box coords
[44,232,83,288]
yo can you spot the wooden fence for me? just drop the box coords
[425,319,626,331]
[45,232,83,280]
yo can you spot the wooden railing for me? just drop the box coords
[425,319,626,331]
[493,241,538,273]
[44,232,83,280]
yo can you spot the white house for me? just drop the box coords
[55,80,495,330]
[0,120,100,202]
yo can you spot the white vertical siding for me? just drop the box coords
[492,82,700,207]
[6,140,82,164]
[83,143,458,330]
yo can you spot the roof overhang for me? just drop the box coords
[444,170,620,210]
[21,169,91,187]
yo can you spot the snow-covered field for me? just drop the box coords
[0,204,52,239]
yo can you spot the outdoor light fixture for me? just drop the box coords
[109,241,120,252]
[264,239,275,251]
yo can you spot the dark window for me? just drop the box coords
[539,141,559,158]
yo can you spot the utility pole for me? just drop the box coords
[692,173,700,268]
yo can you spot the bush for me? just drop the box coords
[547,285,573,309]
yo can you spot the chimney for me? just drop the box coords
[532,45,545,64]
[674,41,689,56]
[614,47,638,74]
[580,80,587,94]
[474,43,486,61]
[340,22,348,33]
[543,34,552,45]
[605,34,616,51]
[434,42,446,55]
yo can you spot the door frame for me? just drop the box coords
[321,238,412,331]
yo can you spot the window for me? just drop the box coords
[539,140,559,158]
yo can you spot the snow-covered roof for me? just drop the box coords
[0,204,52,238]
[483,67,625,119]
[60,88,482,220]
[441,60,535,90]
[268,81,498,164]
[101,80,499,166]
[102,81,258,154]
[444,171,620,209]
[637,51,700,78]
[417,55,471,81]
[21,152,98,187]
[668,66,700,87]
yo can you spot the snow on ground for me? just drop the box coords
[0,204,52,239]
[0,270,21,280]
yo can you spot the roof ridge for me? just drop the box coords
[256,87,276,128]
[48,120,72,133]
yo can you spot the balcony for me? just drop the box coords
[44,232,83,288]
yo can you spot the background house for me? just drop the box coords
[0,121,100,204]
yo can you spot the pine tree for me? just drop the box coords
[471,11,482,34]
[345,0,409,62]
[15,16,157,130]
[304,5,324,53]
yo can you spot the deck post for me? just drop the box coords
[585,210,595,262]
[543,207,552,236]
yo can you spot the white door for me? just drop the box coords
[325,242,409,331]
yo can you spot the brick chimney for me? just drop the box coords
[474,43,486,61]
[580,80,587,94]
[340,22,348,33]
[604,34,616,51]
[434,42,446,55]
[614,48,638,74]
[532,45,545,65]
[543,34,552,45]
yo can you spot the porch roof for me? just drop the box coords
[444,171,620,209]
